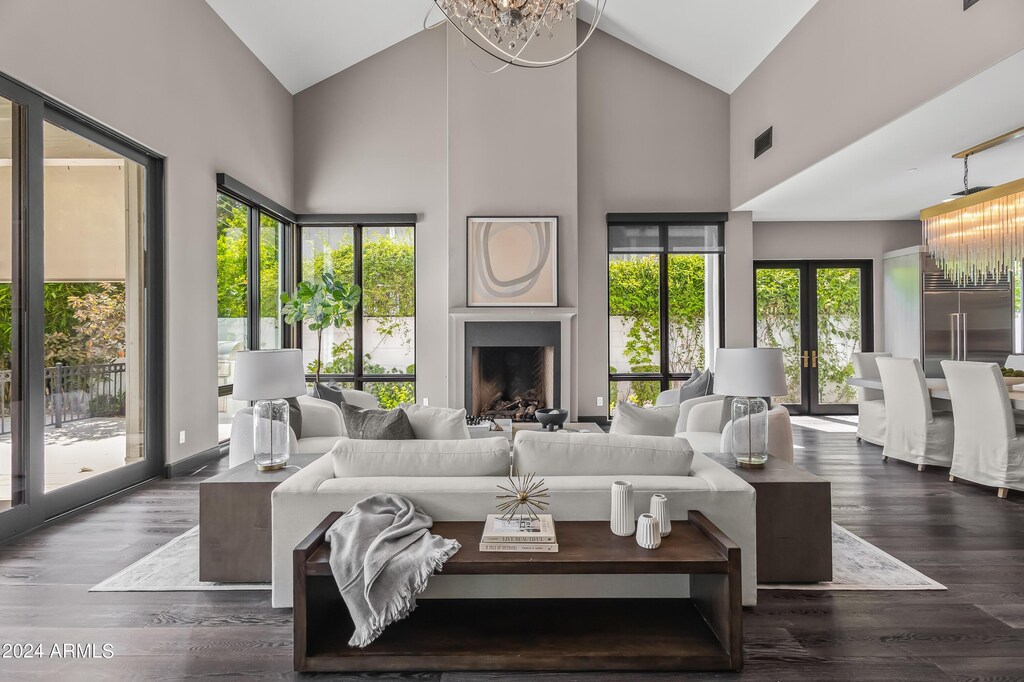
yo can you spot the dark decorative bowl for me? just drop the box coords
[535,408,569,431]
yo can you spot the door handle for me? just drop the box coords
[811,350,818,368]
[961,313,967,359]
[801,351,809,368]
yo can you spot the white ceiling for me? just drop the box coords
[204,0,819,94]
[737,50,1024,222]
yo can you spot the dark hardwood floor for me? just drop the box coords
[0,421,1021,680]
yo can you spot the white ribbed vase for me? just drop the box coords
[650,493,671,538]
[636,513,661,549]
[610,480,635,537]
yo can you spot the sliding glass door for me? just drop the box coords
[755,261,872,415]
[0,72,163,540]
[0,93,24,515]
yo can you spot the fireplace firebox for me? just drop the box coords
[465,321,561,421]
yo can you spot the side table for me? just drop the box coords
[199,453,320,583]
[707,452,832,583]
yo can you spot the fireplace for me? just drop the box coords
[465,321,561,421]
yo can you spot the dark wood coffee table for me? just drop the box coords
[293,512,743,673]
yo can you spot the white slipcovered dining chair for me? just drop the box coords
[1005,355,1024,371]
[941,361,1023,499]
[876,357,954,471]
[852,352,890,447]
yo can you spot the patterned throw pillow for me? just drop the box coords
[340,404,415,440]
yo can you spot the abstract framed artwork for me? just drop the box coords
[467,216,558,307]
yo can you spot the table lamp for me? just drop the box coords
[714,348,787,469]
[232,349,307,471]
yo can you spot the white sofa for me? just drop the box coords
[673,395,794,463]
[228,391,379,468]
[271,431,758,608]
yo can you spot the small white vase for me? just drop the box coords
[650,493,671,538]
[636,513,661,549]
[610,480,635,536]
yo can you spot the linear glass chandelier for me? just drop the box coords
[431,0,607,70]
[921,127,1024,285]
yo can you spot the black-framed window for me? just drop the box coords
[215,182,291,440]
[297,224,416,408]
[607,214,726,415]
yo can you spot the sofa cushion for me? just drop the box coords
[609,401,681,437]
[513,432,693,476]
[340,404,415,440]
[331,436,511,478]
[403,404,471,440]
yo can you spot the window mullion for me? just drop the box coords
[353,226,364,390]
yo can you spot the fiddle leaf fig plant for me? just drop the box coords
[280,271,362,384]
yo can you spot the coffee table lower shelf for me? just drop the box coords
[294,512,742,672]
[304,598,731,672]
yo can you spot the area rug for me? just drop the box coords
[91,526,269,592]
[92,522,945,593]
[758,523,946,591]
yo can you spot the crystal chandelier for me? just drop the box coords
[921,128,1024,285]
[431,0,606,69]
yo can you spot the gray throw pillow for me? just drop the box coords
[314,382,348,408]
[285,397,303,439]
[719,395,735,431]
[679,370,713,402]
[340,404,415,440]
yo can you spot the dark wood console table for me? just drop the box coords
[293,512,743,673]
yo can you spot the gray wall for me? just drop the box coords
[0,0,294,463]
[752,220,922,349]
[293,28,449,410]
[731,0,1024,208]
[577,26,730,416]
[295,24,735,419]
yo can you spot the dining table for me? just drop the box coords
[847,376,1024,409]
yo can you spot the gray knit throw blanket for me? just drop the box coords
[326,493,461,648]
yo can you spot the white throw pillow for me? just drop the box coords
[331,437,510,477]
[610,401,681,437]
[402,404,471,440]
[513,432,693,476]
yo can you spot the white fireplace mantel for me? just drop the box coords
[448,308,577,418]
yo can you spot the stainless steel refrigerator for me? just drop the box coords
[922,261,1014,377]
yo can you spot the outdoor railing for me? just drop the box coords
[0,362,126,435]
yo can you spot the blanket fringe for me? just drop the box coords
[348,539,462,648]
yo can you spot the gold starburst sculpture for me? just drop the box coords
[496,472,550,521]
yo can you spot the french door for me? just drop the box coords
[0,72,164,541]
[754,261,872,415]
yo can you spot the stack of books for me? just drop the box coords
[479,514,558,552]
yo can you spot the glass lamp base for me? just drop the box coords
[256,461,287,472]
[253,398,291,473]
[735,454,768,469]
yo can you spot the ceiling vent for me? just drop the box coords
[754,127,773,159]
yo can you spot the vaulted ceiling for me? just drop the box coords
[204,0,819,94]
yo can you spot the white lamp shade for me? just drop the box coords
[713,348,787,397]
[231,349,307,401]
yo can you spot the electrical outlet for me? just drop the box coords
[422,397,429,406]
[596,396,604,407]
[178,430,186,445]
